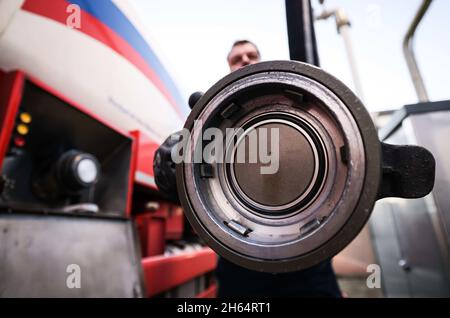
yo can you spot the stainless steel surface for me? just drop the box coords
[0,213,144,297]
[371,197,450,297]
[371,110,450,297]
[403,0,432,102]
[405,113,450,267]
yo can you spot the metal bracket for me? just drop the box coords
[377,142,435,199]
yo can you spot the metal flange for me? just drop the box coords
[177,61,381,273]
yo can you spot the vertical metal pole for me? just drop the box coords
[340,24,365,102]
[316,8,365,102]
[403,0,432,102]
[285,0,320,66]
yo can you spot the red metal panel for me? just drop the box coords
[148,218,165,257]
[196,284,217,298]
[127,131,139,217]
[147,218,165,256]
[135,202,184,256]
[136,211,166,257]
[142,248,217,297]
[165,205,184,240]
[134,130,159,190]
[0,71,24,168]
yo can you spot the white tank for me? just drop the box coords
[0,0,188,144]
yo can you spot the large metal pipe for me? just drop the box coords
[157,61,435,273]
[403,0,433,102]
[316,8,365,102]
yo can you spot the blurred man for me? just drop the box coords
[214,40,342,298]
[227,40,261,71]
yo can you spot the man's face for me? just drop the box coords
[227,43,260,72]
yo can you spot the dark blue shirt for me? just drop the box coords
[216,257,341,297]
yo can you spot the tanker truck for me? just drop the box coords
[0,0,217,297]
[0,0,440,298]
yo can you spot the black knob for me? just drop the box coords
[188,91,204,109]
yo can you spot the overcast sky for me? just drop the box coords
[131,0,450,113]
